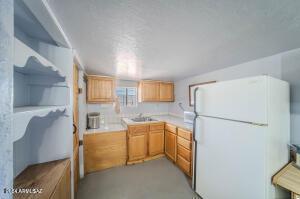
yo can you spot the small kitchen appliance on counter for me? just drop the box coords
[87,112,100,129]
[184,111,195,124]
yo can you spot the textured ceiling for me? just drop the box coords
[47,0,300,80]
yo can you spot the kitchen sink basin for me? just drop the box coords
[131,117,157,122]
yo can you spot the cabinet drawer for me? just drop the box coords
[128,125,149,135]
[177,144,191,161]
[178,128,192,141]
[149,129,164,134]
[150,123,164,131]
[177,154,191,175]
[177,137,192,150]
[165,123,176,134]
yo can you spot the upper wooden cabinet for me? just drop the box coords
[159,82,174,101]
[87,75,115,103]
[138,80,174,102]
[138,81,160,102]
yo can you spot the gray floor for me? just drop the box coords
[77,157,198,199]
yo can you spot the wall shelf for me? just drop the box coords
[14,37,68,86]
[13,105,69,142]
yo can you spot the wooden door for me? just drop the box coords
[159,82,174,101]
[87,76,115,103]
[165,130,176,161]
[128,134,147,161]
[149,130,164,156]
[139,81,160,102]
[73,64,79,194]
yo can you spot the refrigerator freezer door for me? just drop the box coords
[195,116,266,199]
[194,76,268,125]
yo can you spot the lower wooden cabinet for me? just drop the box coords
[127,123,164,164]
[149,130,164,156]
[177,144,191,162]
[164,125,193,177]
[51,162,71,199]
[176,154,191,176]
[165,130,177,162]
[84,131,127,174]
[128,133,148,161]
[176,128,193,177]
[14,159,71,199]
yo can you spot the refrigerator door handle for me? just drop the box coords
[194,117,202,142]
[192,140,197,191]
[194,87,199,114]
[194,87,203,115]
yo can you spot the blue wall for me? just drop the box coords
[281,49,300,145]
[0,0,13,198]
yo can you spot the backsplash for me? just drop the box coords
[87,102,170,124]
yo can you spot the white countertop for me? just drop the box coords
[152,115,193,131]
[85,115,193,134]
[122,114,193,132]
[85,123,127,134]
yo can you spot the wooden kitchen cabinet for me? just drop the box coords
[127,123,164,164]
[149,131,164,156]
[176,128,193,177]
[128,133,148,161]
[165,130,177,162]
[176,154,191,176]
[138,80,174,102]
[159,82,174,102]
[149,123,165,156]
[14,159,71,199]
[51,162,71,199]
[87,75,115,103]
[138,80,160,102]
[84,131,127,174]
[128,124,149,162]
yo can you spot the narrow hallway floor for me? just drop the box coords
[77,157,198,199]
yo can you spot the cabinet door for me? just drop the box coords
[165,130,176,161]
[139,81,160,102]
[159,82,174,101]
[149,130,164,156]
[128,134,147,161]
[177,154,191,176]
[50,163,71,199]
[87,76,115,103]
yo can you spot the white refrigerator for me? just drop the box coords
[192,76,290,199]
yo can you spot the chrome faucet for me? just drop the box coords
[138,113,143,118]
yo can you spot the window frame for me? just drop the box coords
[116,86,138,107]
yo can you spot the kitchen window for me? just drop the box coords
[116,87,137,107]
